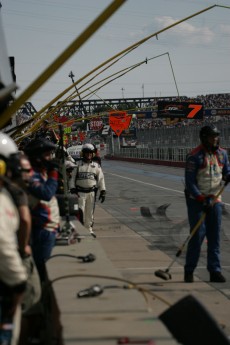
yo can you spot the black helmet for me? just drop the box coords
[24,138,56,157]
[199,125,220,142]
[199,125,220,151]
[18,137,31,151]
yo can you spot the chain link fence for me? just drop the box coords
[106,122,230,163]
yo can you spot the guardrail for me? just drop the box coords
[119,147,189,161]
[105,146,190,167]
[105,122,230,167]
[105,145,230,168]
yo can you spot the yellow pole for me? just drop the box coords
[14,58,152,140]
[0,0,126,129]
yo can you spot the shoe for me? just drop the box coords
[184,271,194,283]
[210,272,226,283]
[90,230,97,238]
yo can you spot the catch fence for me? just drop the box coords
[106,123,230,163]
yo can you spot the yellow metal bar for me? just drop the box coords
[0,0,126,129]
[14,59,149,140]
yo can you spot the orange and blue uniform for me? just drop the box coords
[184,144,230,274]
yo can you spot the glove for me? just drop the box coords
[99,190,106,203]
[195,194,206,203]
[70,188,77,194]
[44,159,60,172]
[225,174,230,184]
[203,197,213,212]
[196,194,213,212]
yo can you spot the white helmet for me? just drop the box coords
[82,143,95,153]
[0,132,18,159]
[0,132,18,176]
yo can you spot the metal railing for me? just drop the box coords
[107,145,190,162]
[106,122,230,163]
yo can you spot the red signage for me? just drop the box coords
[53,114,69,123]
[89,117,103,131]
[109,111,132,136]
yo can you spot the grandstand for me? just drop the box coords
[105,93,230,164]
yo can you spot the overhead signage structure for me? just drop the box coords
[157,101,204,119]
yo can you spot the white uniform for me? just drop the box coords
[0,187,27,285]
[0,186,27,345]
[69,159,106,232]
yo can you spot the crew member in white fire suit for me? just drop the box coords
[184,125,230,283]
[0,132,27,345]
[69,143,106,238]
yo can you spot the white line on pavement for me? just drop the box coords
[108,173,184,194]
[119,265,230,270]
[108,173,230,206]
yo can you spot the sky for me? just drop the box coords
[1,0,230,112]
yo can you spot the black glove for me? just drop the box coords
[98,190,106,203]
[225,174,230,184]
[70,188,77,194]
[44,159,60,171]
[195,194,213,212]
[202,196,213,212]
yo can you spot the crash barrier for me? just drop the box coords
[136,122,230,148]
[105,145,230,167]
[105,146,189,167]
[106,122,230,165]
[119,147,189,162]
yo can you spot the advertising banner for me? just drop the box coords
[205,108,230,116]
[157,101,203,119]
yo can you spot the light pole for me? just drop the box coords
[142,84,144,98]
[121,87,125,99]
[68,71,87,116]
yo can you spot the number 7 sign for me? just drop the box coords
[187,104,203,119]
[157,101,203,119]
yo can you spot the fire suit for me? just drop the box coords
[28,168,60,281]
[184,144,230,274]
[69,159,106,233]
[0,186,27,345]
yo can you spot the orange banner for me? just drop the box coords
[109,111,132,136]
